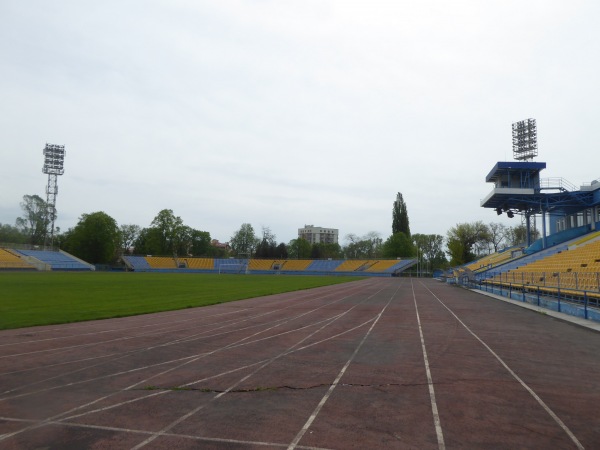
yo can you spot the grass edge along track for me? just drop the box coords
[0,272,364,330]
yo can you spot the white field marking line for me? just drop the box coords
[0,275,350,341]
[0,321,225,360]
[0,287,332,376]
[287,282,400,450]
[0,302,353,402]
[0,307,250,348]
[0,301,279,359]
[0,309,336,401]
[0,417,332,450]
[128,284,389,450]
[419,280,585,450]
[0,311,283,388]
[0,311,352,442]
[0,292,333,393]
[0,308,284,397]
[0,281,360,360]
[157,282,369,349]
[63,286,385,436]
[0,278,367,342]
[0,286,382,442]
[411,279,446,450]
[0,283,368,400]
[60,314,379,424]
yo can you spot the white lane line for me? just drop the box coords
[411,280,446,450]
[0,416,332,449]
[0,308,248,348]
[0,282,363,401]
[58,314,378,424]
[0,282,364,393]
[129,284,390,450]
[0,282,380,444]
[0,289,322,359]
[0,280,362,361]
[420,281,584,450]
[287,283,399,450]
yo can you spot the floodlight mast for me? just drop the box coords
[511,118,538,246]
[512,118,538,161]
[42,144,65,249]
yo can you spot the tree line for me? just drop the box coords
[1,193,537,268]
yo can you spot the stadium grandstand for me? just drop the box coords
[448,138,600,320]
[121,255,416,277]
[0,247,94,271]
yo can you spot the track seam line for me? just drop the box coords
[420,280,584,450]
[411,279,446,450]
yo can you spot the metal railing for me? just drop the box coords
[480,270,600,292]
[460,274,600,321]
[539,177,577,192]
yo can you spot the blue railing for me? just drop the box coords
[461,277,600,322]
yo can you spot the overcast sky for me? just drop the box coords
[1,0,599,245]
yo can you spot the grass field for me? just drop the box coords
[0,272,364,330]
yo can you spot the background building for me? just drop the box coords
[298,225,339,245]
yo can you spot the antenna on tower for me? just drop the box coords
[42,143,66,249]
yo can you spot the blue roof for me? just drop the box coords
[485,161,546,183]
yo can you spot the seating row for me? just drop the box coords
[0,248,35,270]
[122,256,413,274]
[486,237,600,292]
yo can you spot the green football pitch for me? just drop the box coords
[0,272,364,330]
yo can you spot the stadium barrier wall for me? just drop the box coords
[460,278,600,323]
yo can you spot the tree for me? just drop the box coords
[15,194,48,246]
[506,224,540,247]
[287,238,312,259]
[487,222,508,253]
[120,224,141,255]
[150,209,185,256]
[392,192,411,237]
[412,233,447,270]
[343,232,383,259]
[62,212,120,264]
[311,242,342,259]
[0,223,26,245]
[255,227,278,258]
[187,229,212,256]
[230,223,259,257]
[275,242,288,259]
[132,227,163,255]
[446,221,490,266]
[382,232,415,258]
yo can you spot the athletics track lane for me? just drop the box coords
[1,278,599,449]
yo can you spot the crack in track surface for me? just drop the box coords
[136,381,433,393]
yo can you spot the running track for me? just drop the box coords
[1,278,599,449]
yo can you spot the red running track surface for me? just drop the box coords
[1,278,599,449]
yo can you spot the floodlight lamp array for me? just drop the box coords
[42,144,65,175]
[512,118,538,161]
[495,207,516,218]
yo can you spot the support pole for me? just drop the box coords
[542,210,547,249]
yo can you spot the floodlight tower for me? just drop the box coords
[42,143,66,248]
[512,119,538,242]
[512,118,538,161]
